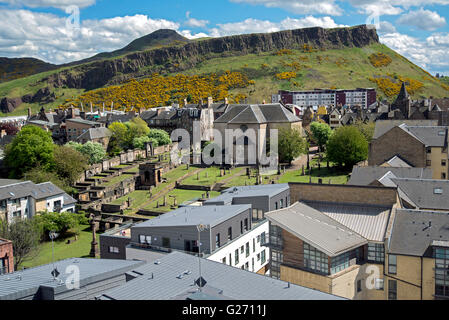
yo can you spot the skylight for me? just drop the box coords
[434,188,443,195]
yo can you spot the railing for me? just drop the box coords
[129,242,201,257]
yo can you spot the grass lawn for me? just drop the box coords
[142,189,220,213]
[21,226,100,269]
[182,166,244,186]
[100,173,136,187]
[111,190,151,208]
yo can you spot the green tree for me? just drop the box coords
[54,145,88,185]
[126,117,150,146]
[352,121,375,143]
[23,165,76,194]
[132,135,151,150]
[310,122,332,152]
[0,217,41,269]
[148,129,171,146]
[66,141,106,165]
[34,211,88,239]
[4,125,55,178]
[108,122,128,151]
[277,127,308,164]
[326,126,368,168]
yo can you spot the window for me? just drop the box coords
[280,199,284,208]
[442,160,447,166]
[442,173,447,179]
[235,249,239,265]
[245,262,249,270]
[275,202,278,210]
[240,221,243,234]
[261,250,266,264]
[427,160,432,166]
[435,247,449,297]
[244,218,248,231]
[228,227,232,241]
[139,235,151,245]
[215,233,220,249]
[108,246,119,254]
[240,246,244,254]
[388,280,397,300]
[261,232,267,245]
[368,243,385,263]
[222,257,226,264]
[257,253,261,261]
[388,255,397,274]
[357,280,362,292]
[245,242,250,257]
[257,235,260,243]
[304,243,329,275]
[252,258,255,272]
[162,237,171,248]
[253,238,256,253]
[375,279,384,290]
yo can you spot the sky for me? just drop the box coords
[0,0,449,75]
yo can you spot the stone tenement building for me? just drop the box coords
[369,120,449,180]
[0,238,13,275]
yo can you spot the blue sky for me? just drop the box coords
[0,0,449,74]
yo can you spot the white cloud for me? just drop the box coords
[397,8,446,30]
[209,16,347,37]
[376,21,397,34]
[230,0,343,16]
[380,31,449,74]
[0,0,95,9]
[184,11,208,28]
[0,10,181,64]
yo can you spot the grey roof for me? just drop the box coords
[0,181,67,201]
[266,202,367,257]
[139,110,157,121]
[389,209,449,256]
[215,103,300,124]
[133,204,251,228]
[65,118,98,126]
[348,166,432,186]
[0,179,21,187]
[373,120,438,140]
[0,258,145,300]
[204,183,289,206]
[62,193,77,206]
[76,127,111,141]
[383,155,412,167]
[304,201,391,242]
[99,251,344,300]
[391,178,449,210]
[401,125,447,147]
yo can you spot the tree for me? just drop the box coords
[0,218,41,269]
[66,141,106,165]
[0,123,19,136]
[126,117,150,146]
[326,126,368,168]
[310,122,332,152]
[54,145,88,185]
[23,165,76,194]
[34,211,88,239]
[109,122,129,151]
[148,129,171,146]
[4,125,55,178]
[277,127,308,164]
[132,135,151,150]
[352,121,375,143]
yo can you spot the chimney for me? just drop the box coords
[27,107,31,119]
[207,97,213,108]
[69,107,75,119]
[157,108,163,116]
[184,98,188,107]
[0,130,6,138]
[262,100,266,104]
[90,102,93,114]
[80,111,86,120]
[224,97,229,105]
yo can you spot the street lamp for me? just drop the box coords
[49,230,59,280]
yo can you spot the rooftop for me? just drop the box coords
[204,183,289,205]
[0,258,144,300]
[215,103,300,124]
[372,120,438,140]
[266,202,367,257]
[76,127,111,141]
[0,181,68,201]
[65,118,98,126]
[99,251,344,300]
[389,209,449,256]
[391,178,449,210]
[133,204,251,228]
[348,166,432,186]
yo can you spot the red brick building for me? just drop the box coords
[0,238,14,274]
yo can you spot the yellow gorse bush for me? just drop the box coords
[369,53,392,68]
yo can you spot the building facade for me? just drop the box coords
[0,238,13,275]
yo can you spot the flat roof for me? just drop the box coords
[133,204,251,228]
[0,258,144,300]
[99,251,345,300]
[204,183,289,205]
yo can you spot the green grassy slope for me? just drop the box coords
[1,42,448,117]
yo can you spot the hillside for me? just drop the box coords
[0,24,448,116]
[0,57,56,83]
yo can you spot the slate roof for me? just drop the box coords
[0,181,66,201]
[383,155,412,167]
[372,120,439,140]
[304,201,391,242]
[65,118,98,126]
[133,204,251,228]
[204,183,289,206]
[99,251,344,300]
[215,103,300,124]
[266,202,367,257]
[401,125,447,147]
[388,209,449,256]
[0,258,145,300]
[391,178,449,210]
[76,127,111,141]
[348,166,432,186]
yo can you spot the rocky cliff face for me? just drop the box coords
[45,25,379,90]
